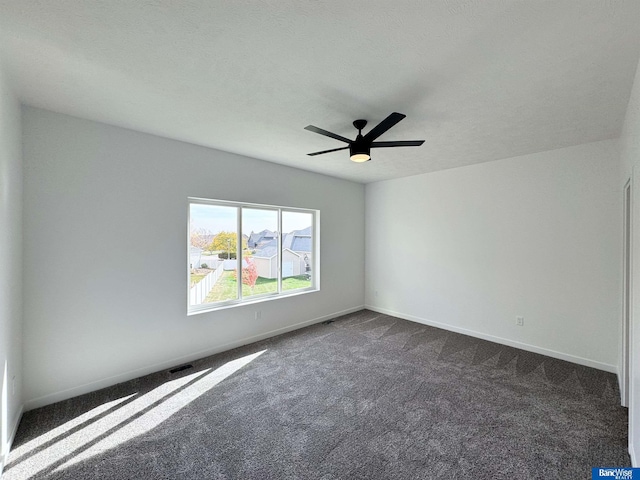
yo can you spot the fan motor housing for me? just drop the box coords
[350,135,371,162]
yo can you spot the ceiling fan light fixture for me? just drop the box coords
[350,153,371,163]
[350,143,370,163]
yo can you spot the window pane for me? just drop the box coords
[243,208,279,298]
[189,204,238,306]
[282,211,313,291]
[188,198,318,315]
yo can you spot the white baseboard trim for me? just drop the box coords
[366,305,617,374]
[24,305,364,411]
[1,404,24,477]
[630,442,638,467]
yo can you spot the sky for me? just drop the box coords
[190,204,312,235]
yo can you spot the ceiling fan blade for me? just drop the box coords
[363,112,406,141]
[304,125,352,144]
[307,146,350,156]
[371,140,425,148]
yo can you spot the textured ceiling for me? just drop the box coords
[1,1,639,183]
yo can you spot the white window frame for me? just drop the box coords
[188,197,319,315]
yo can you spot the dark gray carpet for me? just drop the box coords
[5,310,629,479]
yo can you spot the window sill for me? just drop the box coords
[187,287,320,316]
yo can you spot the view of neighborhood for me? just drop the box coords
[189,204,313,306]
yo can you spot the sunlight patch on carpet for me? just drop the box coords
[6,350,266,480]
[8,393,136,467]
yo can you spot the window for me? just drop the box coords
[188,198,319,314]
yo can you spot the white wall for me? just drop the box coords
[0,59,23,471]
[620,58,640,185]
[22,107,365,409]
[366,139,621,371]
[620,56,640,466]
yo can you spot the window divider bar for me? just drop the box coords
[278,210,282,295]
[237,206,242,301]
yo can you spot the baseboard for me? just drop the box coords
[24,305,365,411]
[366,305,617,374]
[630,442,638,467]
[1,404,24,477]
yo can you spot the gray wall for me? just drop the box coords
[366,139,621,371]
[0,58,23,471]
[22,107,365,409]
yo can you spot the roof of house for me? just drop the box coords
[248,229,277,247]
[283,226,312,252]
[290,236,311,253]
[253,226,312,257]
[254,238,306,259]
[253,239,278,258]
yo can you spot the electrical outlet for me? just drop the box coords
[255,311,261,320]
[516,316,524,326]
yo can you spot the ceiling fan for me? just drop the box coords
[304,112,425,163]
